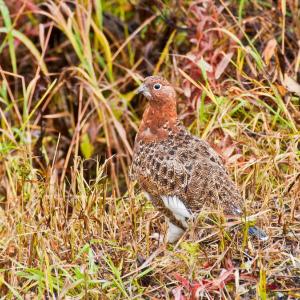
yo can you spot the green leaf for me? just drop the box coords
[180,241,199,257]
[80,133,94,159]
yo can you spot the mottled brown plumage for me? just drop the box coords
[130,76,267,242]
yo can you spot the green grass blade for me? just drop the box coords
[91,20,114,81]
[0,0,17,73]
[0,27,48,75]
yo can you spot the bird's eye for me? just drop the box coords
[153,83,161,90]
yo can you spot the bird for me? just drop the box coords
[130,75,268,243]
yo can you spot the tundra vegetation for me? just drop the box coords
[0,0,299,298]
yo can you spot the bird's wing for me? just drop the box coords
[185,159,244,215]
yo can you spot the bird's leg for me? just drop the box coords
[151,220,184,243]
[166,220,185,243]
[145,193,187,243]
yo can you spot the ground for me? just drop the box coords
[0,0,300,299]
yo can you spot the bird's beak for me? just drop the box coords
[137,84,146,94]
[136,84,152,99]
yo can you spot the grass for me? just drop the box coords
[0,0,300,298]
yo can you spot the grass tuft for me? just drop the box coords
[0,0,300,298]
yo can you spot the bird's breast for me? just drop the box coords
[137,126,169,143]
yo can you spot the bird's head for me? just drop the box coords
[136,76,178,139]
[137,76,176,104]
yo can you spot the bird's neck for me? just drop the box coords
[137,102,178,142]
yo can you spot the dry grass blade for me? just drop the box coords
[0,0,299,298]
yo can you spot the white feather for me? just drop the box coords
[150,221,184,243]
[161,195,192,227]
[167,221,184,243]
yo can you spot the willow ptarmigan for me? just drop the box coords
[130,76,268,243]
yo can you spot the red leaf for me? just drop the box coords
[215,52,234,79]
[174,273,190,289]
[262,39,277,66]
[202,261,212,269]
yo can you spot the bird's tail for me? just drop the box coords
[248,226,269,241]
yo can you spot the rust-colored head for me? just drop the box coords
[137,76,176,104]
[136,76,179,142]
